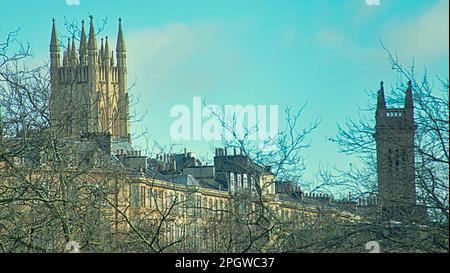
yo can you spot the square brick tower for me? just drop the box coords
[374,81,426,223]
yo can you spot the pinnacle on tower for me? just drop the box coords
[116,18,126,52]
[104,36,111,61]
[66,38,71,58]
[377,81,386,110]
[71,37,78,65]
[50,18,61,69]
[99,38,104,64]
[63,51,69,66]
[88,16,98,51]
[110,50,115,66]
[63,38,71,67]
[50,18,60,53]
[79,20,88,63]
[405,80,414,108]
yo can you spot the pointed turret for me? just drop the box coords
[88,16,98,50]
[404,80,415,127]
[79,20,88,65]
[99,38,104,65]
[375,81,387,124]
[116,18,127,69]
[115,18,129,141]
[104,36,111,63]
[116,18,126,53]
[50,18,61,70]
[87,16,98,67]
[50,18,60,53]
[405,80,413,109]
[377,81,386,110]
[70,37,78,66]
[110,50,115,66]
[63,51,69,66]
[65,38,71,67]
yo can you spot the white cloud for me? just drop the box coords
[126,22,246,102]
[314,28,383,64]
[314,0,449,69]
[383,0,449,62]
[65,0,80,6]
[127,23,214,74]
[125,22,251,153]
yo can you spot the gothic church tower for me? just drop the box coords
[374,81,424,222]
[49,17,130,142]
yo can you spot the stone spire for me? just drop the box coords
[70,37,78,66]
[104,36,111,63]
[116,18,126,52]
[404,80,415,127]
[115,18,129,141]
[87,16,98,67]
[63,51,69,66]
[99,38,104,65]
[88,16,98,51]
[377,81,386,110]
[50,18,59,53]
[50,18,61,70]
[79,20,88,64]
[405,80,413,109]
[110,50,115,66]
[65,38,71,66]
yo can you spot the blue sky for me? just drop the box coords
[1,0,448,183]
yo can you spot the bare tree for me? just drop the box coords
[324,48,449,252]
[0,26,135,253]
